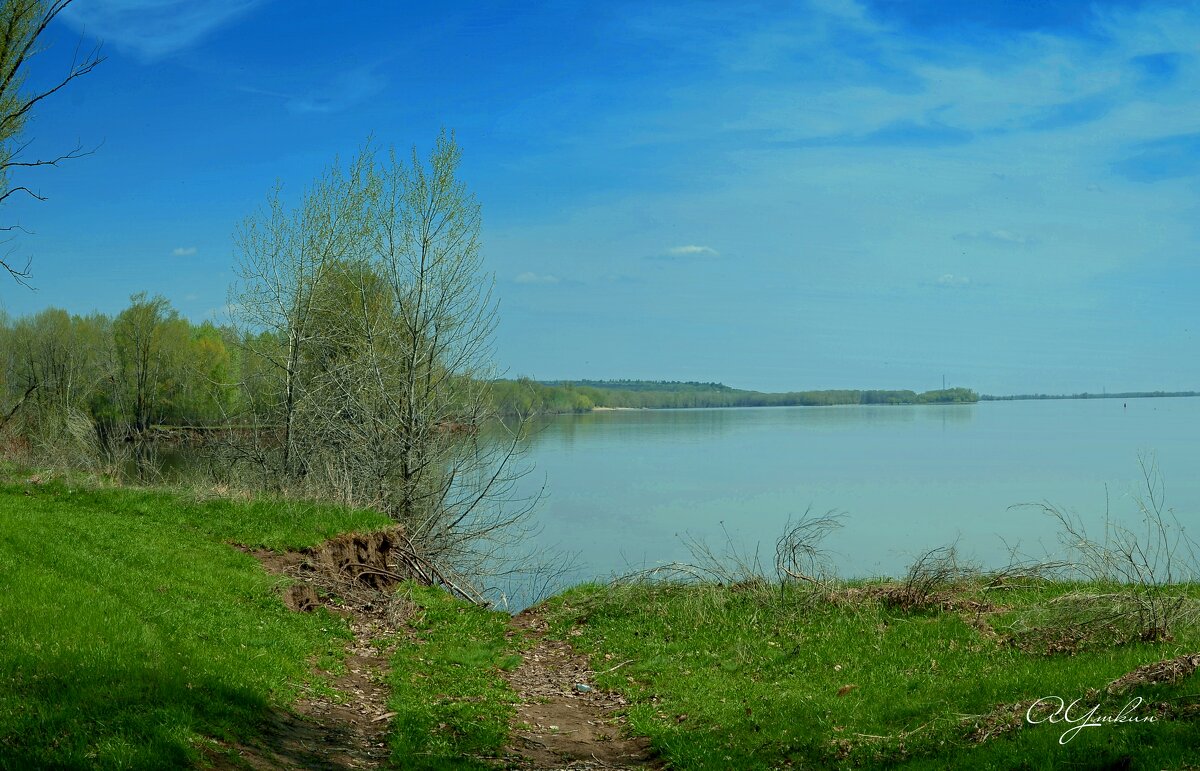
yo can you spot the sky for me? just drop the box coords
[3,0,1199,394]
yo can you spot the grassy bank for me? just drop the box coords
[3,468,1198,768]
[0,469,392,768]
[386,584,520,769]
[0,468,528,769]
[544,580,1200,769]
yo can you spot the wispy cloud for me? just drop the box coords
[654,245,720,260]
[1111,133,1200,182]
[1025,94,1116,132]
[936,273,970,288]
[953,229,1036,249]
[513,0,1200,312]
[1129,52,1183,88]
[59,0,265,61]
[171,246,197,257]
[286,66,387,115]
[781,119,974,149]
[514,272,560,285]
[678,2,1200,162]
[239,63,389,115]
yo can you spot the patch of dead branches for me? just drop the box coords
[1107,652,1200,694]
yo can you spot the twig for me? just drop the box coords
[595,659,634,676]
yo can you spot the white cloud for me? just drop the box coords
[515,271,560,285]
[171,246,197,256]
[665,245,719,258]
[937,274,971,288]
[953,229,1035,248]
[985,229,1031,246]
[59,1,265,61]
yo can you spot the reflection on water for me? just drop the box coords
[526,404,975,450]
[128,399,1200,607]
[512,399,1200,594]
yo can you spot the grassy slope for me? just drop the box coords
[8,467,1198,769]
[386,584,521,769]
[0,471,392,768]
[547,582,1200,770]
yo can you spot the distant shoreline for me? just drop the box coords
[576,391,1200,414]
[494,380,1200,417]
[980,391,1200,402]
[492,380,978,415]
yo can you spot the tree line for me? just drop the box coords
[0,296,980,454]
[0,296,245,441]
[491,379,979,414]
[1,135,534,601]
[0,6,530,600]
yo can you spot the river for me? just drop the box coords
[512,397,1200,588]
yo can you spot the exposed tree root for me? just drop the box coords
[219,531,415,769]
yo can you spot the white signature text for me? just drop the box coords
[1025,696,1157,744]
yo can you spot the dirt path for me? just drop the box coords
[209,537,409,769]
[202,612,396,770]
[501,610,656,770]
[224,532,654,769]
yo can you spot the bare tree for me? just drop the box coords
[0,0,101,285]
[356,131,534,584]
[231,152,374,481]
[232,133,536,600]
[0,307,116,465]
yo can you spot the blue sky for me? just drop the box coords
[4,0,1199,393]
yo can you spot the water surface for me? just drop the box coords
[515,398,1200,585]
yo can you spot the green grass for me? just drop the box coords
[0,470,391,769]
[386,583,521,770]
[8,464,1200,769]
[546,581,1200,769]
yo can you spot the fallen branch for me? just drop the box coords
[0,383,37,430]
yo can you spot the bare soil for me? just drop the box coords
[220,530,659,769]
[202,615,397,770]
[213,529,413,769]
[501,609,657,770]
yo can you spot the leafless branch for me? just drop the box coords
[0,381,36,428]
[1007,453,1200,647]
[2,137,98,170]
[775,507,844,586]
[0,0,103,287]
[0,2,103,138]
[228,132,541,605]
[0,185,45,203]
[0,250,31,286]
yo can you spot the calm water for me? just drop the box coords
[514,398,1200,585]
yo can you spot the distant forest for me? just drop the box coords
[491,379,979,414]
[18,294,1186,430]
[0,300,981,438]
[0,299,243,437]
